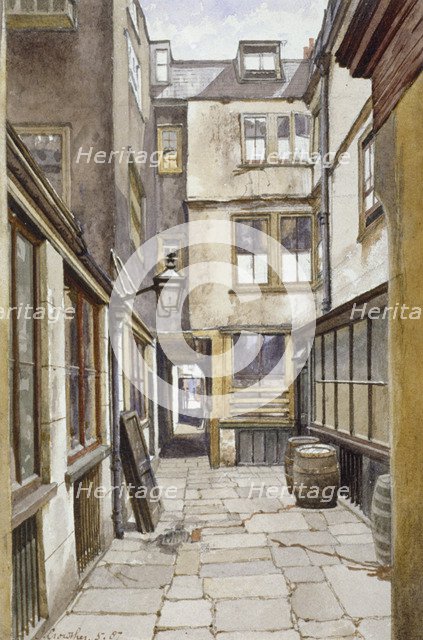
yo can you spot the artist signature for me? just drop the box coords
[45,629,124,640]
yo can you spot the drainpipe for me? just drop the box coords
[319,55,332,314]
[111,339,125,539]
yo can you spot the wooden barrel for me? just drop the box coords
[293,444,340,509]
[371,475,392,566]
[284,436,320,494]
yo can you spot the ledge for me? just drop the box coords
[219,419,294,429]
[66,445,111,485]
[12,483,58,530]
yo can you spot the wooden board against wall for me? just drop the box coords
[120,412,161,533]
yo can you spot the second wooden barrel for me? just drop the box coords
[371,474,392,566]
[284,436,320,494]
[293,444,340,509]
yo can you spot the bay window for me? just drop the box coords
[242,113,311,165]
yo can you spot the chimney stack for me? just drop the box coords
[303,37,315,60]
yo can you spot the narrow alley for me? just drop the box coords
[44,457,391,640]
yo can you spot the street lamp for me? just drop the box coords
[122,252,185,316]
[153,252,186,316]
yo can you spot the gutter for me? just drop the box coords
[318,55,332,314]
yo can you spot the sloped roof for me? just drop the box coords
[152,59,311,102]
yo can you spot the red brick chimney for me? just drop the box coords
[303,37,315,60]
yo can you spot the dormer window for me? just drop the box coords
[244,52,275,72]
[239,42,282,81]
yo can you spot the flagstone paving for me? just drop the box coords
[43,456,391,640]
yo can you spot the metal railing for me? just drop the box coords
[340,446,363,508]
[12,516,41,640]
[73,465,102,574]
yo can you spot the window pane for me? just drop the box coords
[236,219,268,259]
[19,363,36,480]
[325,382,335,428]
[84,373,97,445]
[278,116,290,160]
[294,114,311,159]
[156,65,168,82]
[278,116,290,140]
[314,336,323,380]
[372,385,389,445]
[156,50,168,65]
[261,53,275,70]
[315,382,324,423]
[281,218,297,252]
[16,235,35,364]
[244,117,266,162]
[83,301,95,370]
[254,254,268,284]
[237,254,254,284]
[337,383,350,433]
[19,133,63,197]
[371,315,388,382]
[261,334,284,377]
[282,253,297,282]
[336,327,350,380]
[67,370,80,450]
[295,114,311,137]
[353,384,369,439]
[244,54,261,70]
[15,234,37,481]
[324,332,335,379]
[353,320,368,381]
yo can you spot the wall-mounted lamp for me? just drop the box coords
[123,252,185,317]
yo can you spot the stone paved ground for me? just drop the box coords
[44,457,391,640]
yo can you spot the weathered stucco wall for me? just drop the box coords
[187,100,312,202]
[187,203,312,331]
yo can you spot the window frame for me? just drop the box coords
[241,113,312,166]
[126,32,142,112]
[155,48,170,84]
[233,215,271,286]
[129,164,145,250]
[16,125,71,206]
[359,128,384,233]
[239,43,282,81]
[313,314,389,445]
[128,0,140,37]
[232,332,286,387]
[65,274,102,465]
[9,212,42,503]
[232,212,314,290]
[157,124,183,175]
[280,215,313,283]
[242,114,269,164]
[130,338,148,423]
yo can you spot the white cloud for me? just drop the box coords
[142,0,327,60]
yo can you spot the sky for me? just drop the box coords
[141,0,328,60]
